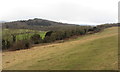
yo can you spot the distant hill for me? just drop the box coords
[2,18,78,31]
[0,21,6,23]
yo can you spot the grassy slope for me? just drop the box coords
[3,27,118,70]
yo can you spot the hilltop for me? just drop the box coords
[2,18,77,31]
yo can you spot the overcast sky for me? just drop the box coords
[0,0,119,25]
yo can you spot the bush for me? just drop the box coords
[11,39,32,50]
[31,34,42,44]
[2,39,6,49]
[2,39,11,50]
[45,31,53,37]
[43,36,51,43]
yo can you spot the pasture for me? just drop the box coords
[2,29,46,42]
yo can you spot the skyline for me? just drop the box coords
[0,0,119,25]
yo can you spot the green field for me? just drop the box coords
[3,27,118,70]
[3,29,46,41]
[16,32,46,41]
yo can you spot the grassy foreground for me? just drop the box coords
[3,27,118,70]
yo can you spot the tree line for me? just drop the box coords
[2,23,119,51]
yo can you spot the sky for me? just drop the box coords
[0,0,119,25]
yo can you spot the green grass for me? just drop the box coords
[38,31,46,39]
[16,32,46,41]
[3,29,36,34]
[2,29,46,41]
[3,27,118,70]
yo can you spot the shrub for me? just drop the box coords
[11,39,31,50]
[31,34,42,44]
[11,34,16,43]
[43,36,52,43]
[45,31,53,37]
[2,39,6,49]
[2,39,11,50]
